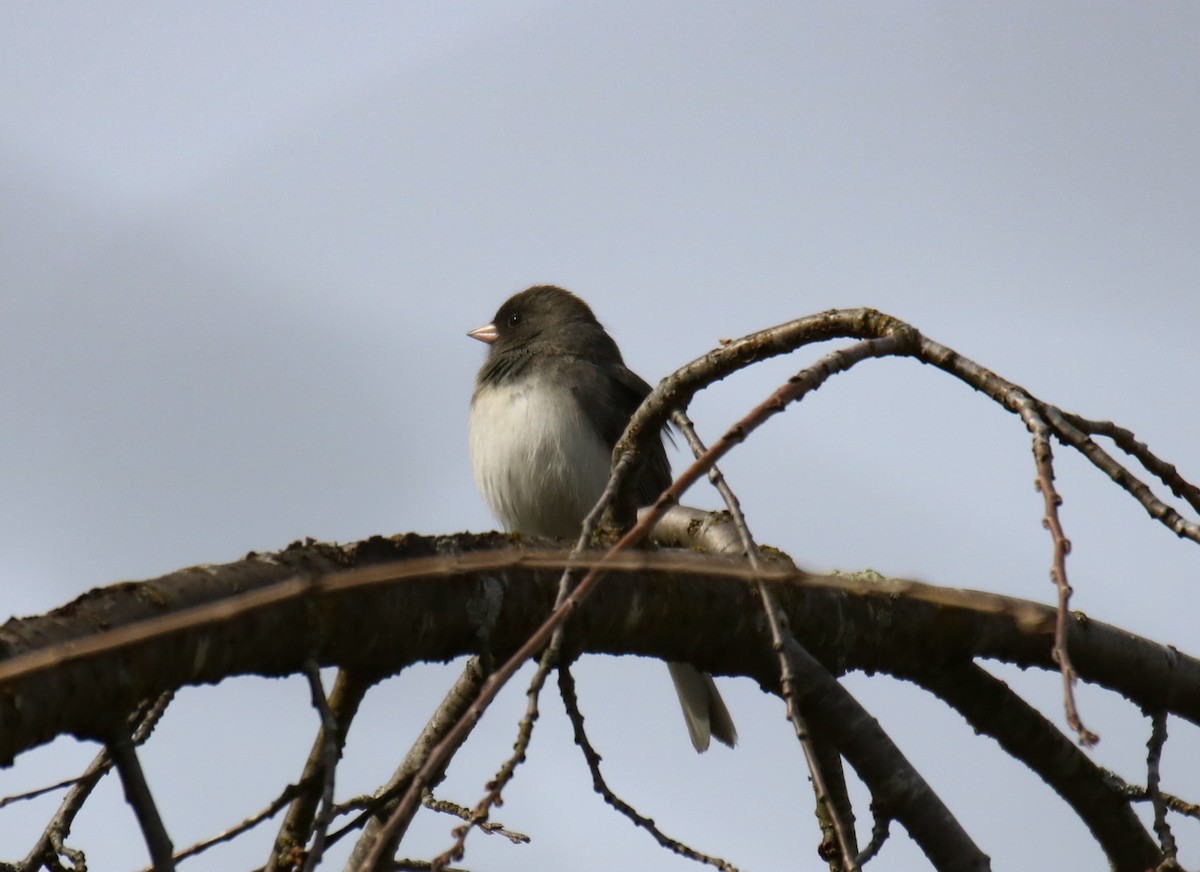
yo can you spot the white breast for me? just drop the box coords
[469,377,612,539]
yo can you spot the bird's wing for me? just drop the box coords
[571,362,673,506]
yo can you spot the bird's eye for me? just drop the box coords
[508,312,520,327]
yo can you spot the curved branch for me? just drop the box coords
[615,309,1200,544]
[610,308,914,523]
[2,540,1198,768]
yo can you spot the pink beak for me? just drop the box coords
[467,322,498,344]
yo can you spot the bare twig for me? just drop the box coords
[420,453,642,869]
[0,779,82,811]
[1061,412,1200,516]
[149,779,313,869]
[915,337,1200,546]
[1046,408,1200,542]
[811,736,858,870]
[672,409,859,868]
[611,309,911,522]
[668,410,757,558]
[854,809,890,866]
[106,730,174,871]
[755,603,861,870]
[421,792,529,844]
[1018,400,1098,746]
[428,647,553,870]
[300,663,340,872]
[557,664,740,871]
[1146,711,1179,867]
[1100,768,1200,821]
[772,633,988,868]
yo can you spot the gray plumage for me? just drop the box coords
[468,285,737,752]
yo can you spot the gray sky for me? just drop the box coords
[2,3,1198,869]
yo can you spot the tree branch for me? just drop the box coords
[3,541,1199,770]
[557,663,740,870]
[774,635,989,870]
[106,730,174,870]
[20,693,172,872]
[1145,711,1179,867]
[905,661,1160,871]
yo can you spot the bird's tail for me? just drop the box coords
[667,661,738,753]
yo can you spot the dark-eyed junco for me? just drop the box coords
[468,285,737,752]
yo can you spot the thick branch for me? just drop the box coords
[905,662,1160,871]
[775,636,990,870]
[107,731,174,870]
[2,539,1198,768]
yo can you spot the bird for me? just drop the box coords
[467,284,737,752]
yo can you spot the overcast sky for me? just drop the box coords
[2,3,1198,870]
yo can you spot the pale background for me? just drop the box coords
[1,3,1198,869]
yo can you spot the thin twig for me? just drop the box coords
[429,647,553,871]
[148,779,313,869]
[300,663,340,872]
[558,664,740,871]
[1053,406,1200,540]
[1018,400,1097,747]
[1146,711,1179,867]
[0,779,82,811]
[421,792,530,844]
[916,336,1200,545]
[669,410,758,558]
[672,409,859,869]
[772,633,987,868]
[107,730,174,871]
[1100,768,1200,821]
[854,809,890,866]
[753,598,860,870]
[1061,412,1200,516]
